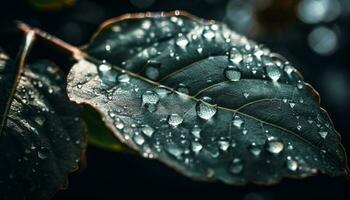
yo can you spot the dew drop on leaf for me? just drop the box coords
[134,134,145,145]
[166,144,183,158]
[243,92,250,99]
[155,86,171,98]
[229,47,243,65]
[203,28,215,40]
[218,140,230,151]
[319,131,328,139]
[286,156,298,171]
[118,74,130,83]
[224,66,241,81]
[196,98,217,120]
[114,119,124,130]
[145,66,159,80]
[297,81,304,89]
[176,34,189,48]
[141,125,155,137]
[228,158,244,174]
[196,46,203,54]
[168,114,184,126]
[142,90,159,105]
[248,143,262,157]
[191,141,203,154]
[191,125,201,138]
[266,138,284,154]
[233,115,244,129]
[176,83,189,94]
[266,62,281,81]
[37,151,47,160]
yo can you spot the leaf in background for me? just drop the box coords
[67,11,349,185]
[0,33,86,199]
[27,0,76,11]
[82,105,130,152]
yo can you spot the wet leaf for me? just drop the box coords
[0,34,86,199]
[67,11,349,185]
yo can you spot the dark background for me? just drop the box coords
[1,0,349,199]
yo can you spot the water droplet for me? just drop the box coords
[155,86,171,98]
[168,114,183,126]
[145,61,161,80]
[289,102,295,109]
[297,81,304,89]
[233,115,244,129]
[266,138,284,154]
[141,20,151,29]
[228,158,243,174]
[218,140,230,151]
[114,119,124,130]
[191,141,203,154]
[191,125,201,138]
[286,156,298,171]
[48,88,53,94]
[142,125,155,137]
[229,47,243,65]
[99,63,111,72]
[145,104,157,113]
[284,63,296,75]
[142,90,159,105]
[118,74,130,83]
[319,131,328,139]
[251,67,258,74]
[224,66,241,81]
[99,63,118,83]
[176,83,189,94]
[134,134,145,145]
[248,143,262,156]
[197,46,203,54]
[299,97,304,104]
[37,151,47,160]
[176,35,189,48]
[203,28,215,40]
[243,54,255,69]
[196,98,217,120]
[166,144,183,158]
[266,62,281,81]
[34,116,46,126]
[243,92,249,99]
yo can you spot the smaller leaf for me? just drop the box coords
[0,34,86,199]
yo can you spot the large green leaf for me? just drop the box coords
[0,33,86,199]
[67,11,349,184]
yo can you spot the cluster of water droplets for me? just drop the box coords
[86,15,339,180]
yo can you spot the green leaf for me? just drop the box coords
[67,11,349,185]
[0,34,86,199]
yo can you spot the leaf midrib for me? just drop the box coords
[0,32,35,136]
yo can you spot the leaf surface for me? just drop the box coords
[0,34,86,199]
[67,11,349,184]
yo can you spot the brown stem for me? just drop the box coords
[0,30,36,135]
[16,21,85,61]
